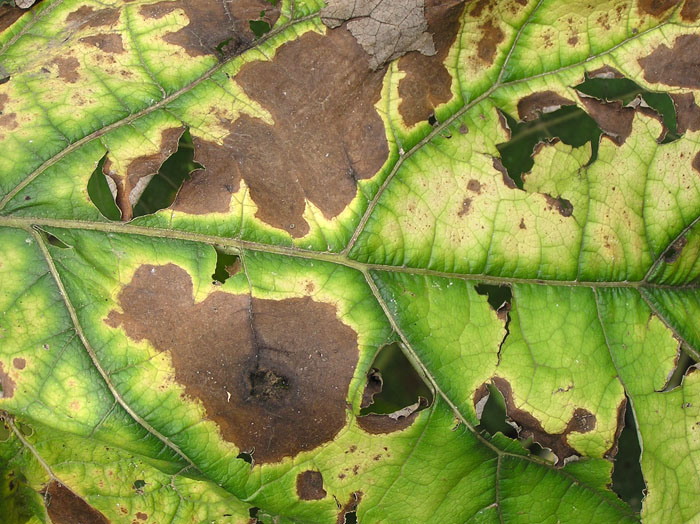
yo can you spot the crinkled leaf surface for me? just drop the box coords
[0,0,699,522]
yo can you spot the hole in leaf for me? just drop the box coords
[474,283,512,312]
[359,342,432,416]
[237,452,253,465]
[427,113,438,127]
[662,347,697,392]
[611,399,645,512]
[249,19,271,38]
[496,107,601,189]
[343,512,358,524]
[212,250,240,284]
[475,383,518,439]
[575,75,680,143]
[87,154,121,221]
[132,479,146,495]
[39,230,69,249]
[132,130,201,218]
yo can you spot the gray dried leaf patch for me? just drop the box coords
[321,0,436,70]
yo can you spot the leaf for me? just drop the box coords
[0,1,699,523]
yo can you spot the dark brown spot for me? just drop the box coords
[139,0,279,58]
[517,91,575,122]
[104,127,185,221]
[519,218,526,229]
[467,179,481,193]
[52,57,80,84]
[681,0,700,20]
[587,65,624,79]
[361,369,383,408]
[457,198,471,217]
[568,36,578,46]
[135,512,147,521]
[491,377,597,466]
[694,151,700,174]
[105,263,359,463]
[492,157,517,189]
[638,34,700,89]
[296,470,326,500]
[173,29,389,237]
[337,492,363,524]
[43,481,110,524]
[12,358,25,370]
[664,235,688,263]
[459,123,468,134]
[80,33,125,54]
[670,93,700,134]
[637,0,680,16]
[477,20,504,63]
[0,361,15,398]
[357,397,427,434]
[66,6,120,27]
[543,194,574,217]
[397,0,466,126]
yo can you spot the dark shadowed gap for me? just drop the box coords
[211,250,240,284]
[132,129,202,218]
[663,347,697,391]
[343,512,357,524]
[237,452,253,464]
[575,76,680,143]
[87,154,121,221]
[476,383,518,439]
[474,283,512,311]
[359,342,432,416]
[496,107,601,189]
[38,230,69,249]
[611,398,645,513]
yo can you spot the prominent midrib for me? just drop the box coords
[1,215,697,290]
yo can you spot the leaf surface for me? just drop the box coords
[0,0,699,522]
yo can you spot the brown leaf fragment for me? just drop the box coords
[396,0,465,126]
[105,264,359,463]
[296,470,327,500]
[491,377,598,466]
[670,93,700,134]
[356,397,428,434]
[604,398,627,459]
[637,0,680,16]
[578,95,635,145]
[0,361,15,398]
[66,6,120,27]
[336,492,363,524]
[321,0,437,70]
[103,127,185,221]
[361,368,383,408]
[173,29,389,237]
[517,91,576,122]
[638,34,700,89]
[80,33,125,54]
[139,0,279,59]
[681,0,700,20]
[492,157,517,189]
[0,2,31,33]
[43,481,110,524]
[12,358,25,369]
